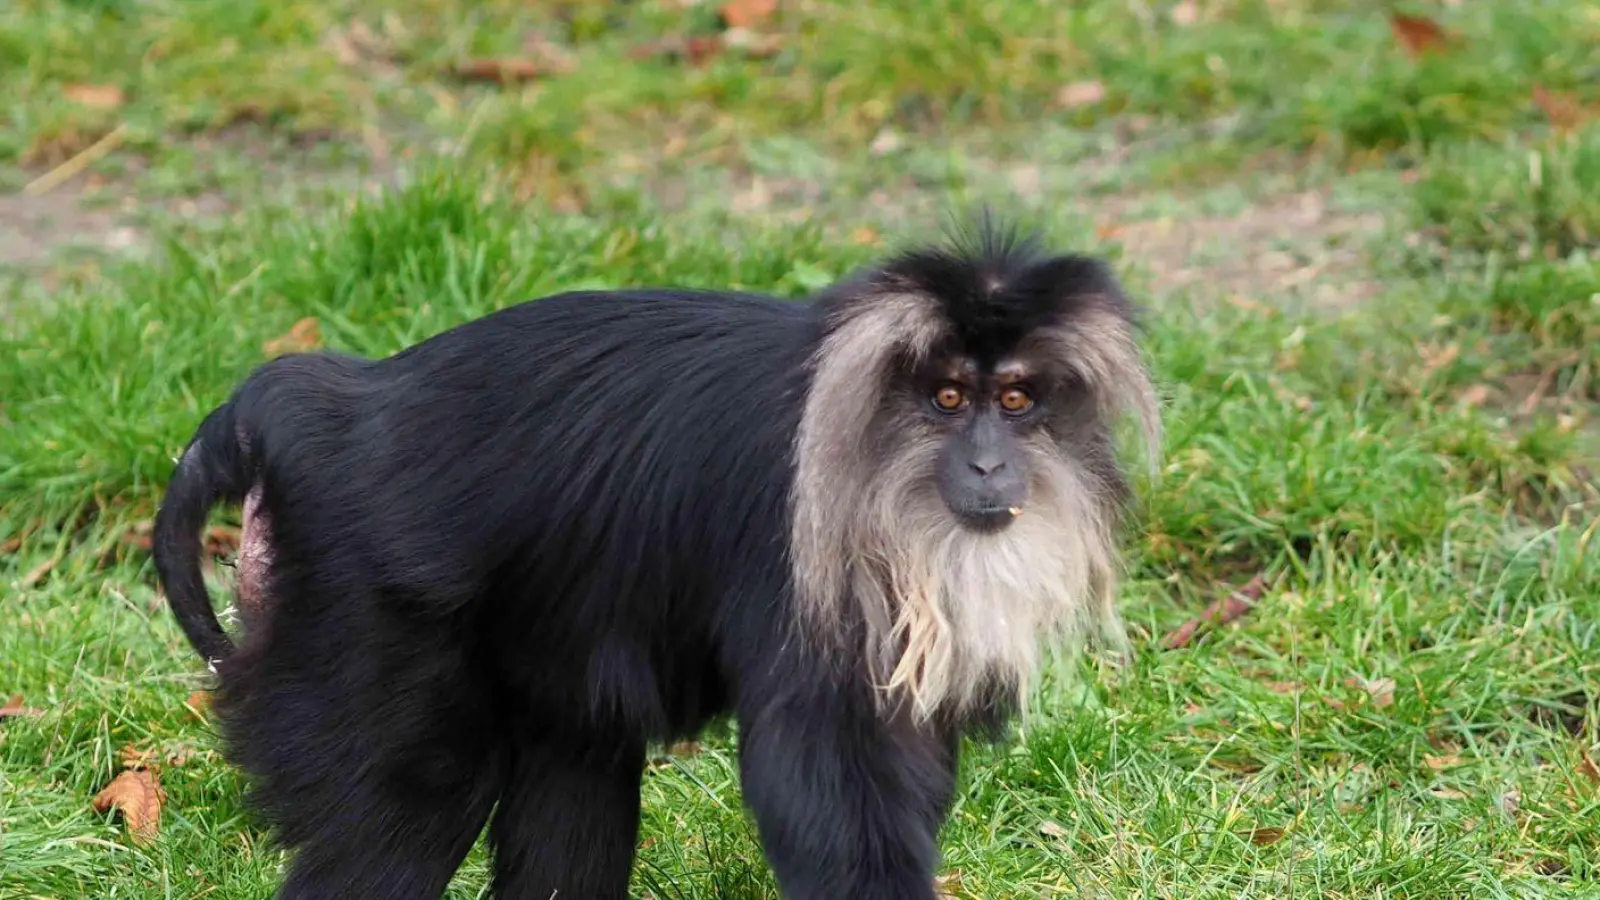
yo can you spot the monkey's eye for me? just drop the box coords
[998,387,1034,415]
[931,385,968,413]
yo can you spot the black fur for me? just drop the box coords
[151,230,1134,899]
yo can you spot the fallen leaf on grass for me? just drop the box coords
[850,226,881,246]
[1425,752,1463,770]
[1534,858,1570,878]
[1417,341,1460,380]
[1039,820,1068,838]
[1430,786,1468,800]
[1532,85,1591,133]
[262,317,323,358]
[1388,12,1450,57]
[720,0,778,28]
[20,556,56,588]
[1211,756,1264,774]
[1,693,44,719]
[721,27,784,59]
[1345,676,1395,708]
[1057,80,1107,109]
[205,525,241,557]
[1169,0,1199,27]
[453,56,571,83]
[869,129,903,156]
[1578,751,1600,786]
[62,83,125,110]
[1163,575,1267,650]
[629,35,727,67]
[1244,826,1285,846]
[122,738,202,771]
[934,871,965,898]
[119,521,236,557]
[92,768,166,845]
[185,690,213,720]
[1459,384,1492,407]
[1263,680,1303,694]
[1,536,22,554]
[1496,790,1521,817]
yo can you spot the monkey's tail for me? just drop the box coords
[152,400,253,670]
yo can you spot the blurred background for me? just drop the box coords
[1,1,1598,898]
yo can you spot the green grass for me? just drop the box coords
[4,0,1600,897]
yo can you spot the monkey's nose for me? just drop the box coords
[968,457,1005,477]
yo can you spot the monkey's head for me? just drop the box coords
[791,220,1161,722]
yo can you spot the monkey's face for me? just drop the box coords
[917,355,1053,534]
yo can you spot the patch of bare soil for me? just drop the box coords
[0,189,145,272]
[1,127,392,305]
[1102,189,1387,314]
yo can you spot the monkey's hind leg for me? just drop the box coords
[487,724,645,900]
[215,589,503,900]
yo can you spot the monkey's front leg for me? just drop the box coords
[738,693,959,900]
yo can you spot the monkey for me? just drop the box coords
[151,218,1161,900]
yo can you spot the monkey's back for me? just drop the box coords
[232,289,820,737]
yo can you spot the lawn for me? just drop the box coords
[2,1,1598,897]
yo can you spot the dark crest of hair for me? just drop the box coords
[863,212,1136,362]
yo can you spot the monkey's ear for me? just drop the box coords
[1043,291,1163,477]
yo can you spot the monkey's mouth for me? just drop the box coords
[957,505,1021,533]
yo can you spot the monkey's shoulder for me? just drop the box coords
[429,288,816,348]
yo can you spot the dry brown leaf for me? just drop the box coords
[1532,85,1589,133]
[1344,676,1395,708]
[1497,790,1521,817]
[1039,820,1068,838]
[630,35,726,67]
[934,871,965,898]
[325,29,362,66]
[1425,752,1463,770]
[667,740,702,756]
[1388,12,1450,58]
[119,744,162,772]
[720,0,778,28]
[1057,80,1107,109]
[186,690,213,720]
[1245,826,1285,846]
[1579,751,1600,786]
[850,226,881,246]
[121,520,234,557]
[1418,342,1460,379]
[62,83,125,110]
[869,129,903,156]
[1170,0,1199,26]
[1460,384,1492,407]
[1211,758,1264,774]
[453,58,559,83]
[721,27,783,58]
[121,740,197,771]
[0,693,44,720]
[1263,680,1303,694]
[1368,678,1396,708]
[1,536,22,554]
[205,525,242,557]
[121,519,155,551]
[20,556,56,588]
[1534,859,1569,878]
[263,317,323,358]
[1163,575,1267,650]
[92,768,166,845]
[1430,786,1468,800]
